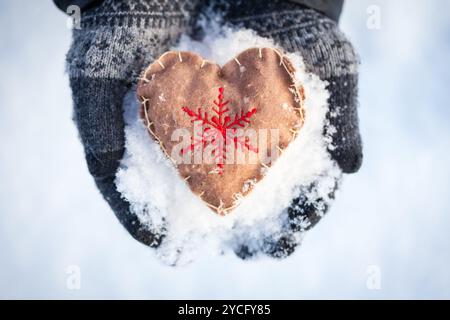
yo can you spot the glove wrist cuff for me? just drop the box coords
[80,11,197,30]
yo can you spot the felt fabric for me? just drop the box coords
[137,48,305,214]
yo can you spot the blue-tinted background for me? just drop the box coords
[1,0,449,298]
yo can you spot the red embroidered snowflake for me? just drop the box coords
[181,87,259,174]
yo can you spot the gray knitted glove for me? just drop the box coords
[67,0,203,246]
[215,0,363,259]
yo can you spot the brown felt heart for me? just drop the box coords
[137,48,305,215]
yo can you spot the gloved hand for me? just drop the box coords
[66,0,204,246]
[216,0,363,259]
[67,0,362,259]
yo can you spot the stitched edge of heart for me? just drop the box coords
[137,48,306,215]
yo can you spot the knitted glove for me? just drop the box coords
[66,0,203,246]
[216,0,363,259]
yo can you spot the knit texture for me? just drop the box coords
[210,0,363,258]
[67,0,204,247]
[67,0,362,258]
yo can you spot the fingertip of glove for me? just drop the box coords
[94,174,165,249]
[334,143,363,174]
[263,236,298,259]
[233,234,299,261]
[234,245,258,260]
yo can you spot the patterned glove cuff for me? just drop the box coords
[78,0,203,29]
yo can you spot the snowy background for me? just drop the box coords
[1,0,449,299]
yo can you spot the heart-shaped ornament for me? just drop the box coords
[137,48,305,215]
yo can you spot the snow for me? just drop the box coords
[1,0,450,299]
[116,24,339,265]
